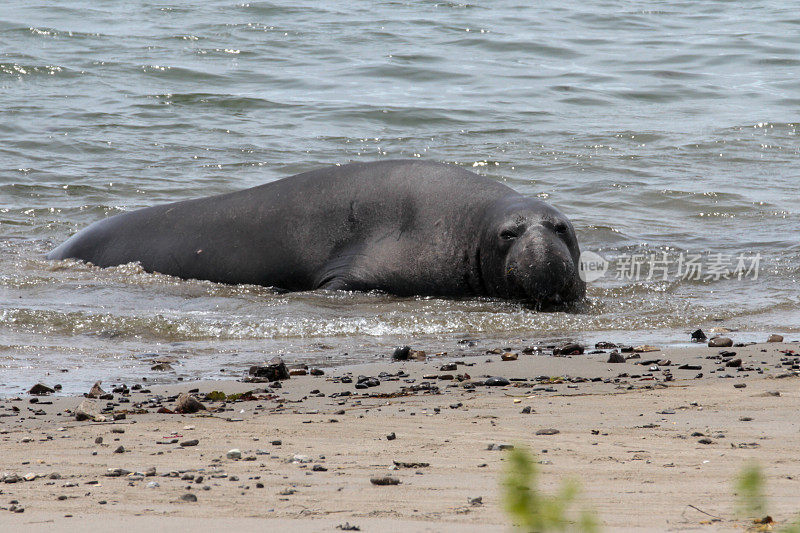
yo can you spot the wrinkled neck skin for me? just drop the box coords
[471,195,586,309]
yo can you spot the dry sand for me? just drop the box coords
[2,340,800,532]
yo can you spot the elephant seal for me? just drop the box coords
[47,160,585,306]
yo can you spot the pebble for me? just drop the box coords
[607,352,626,364]
[553,343,584,355]
[691,329,707,342]
[535,428,560,435]
[370,475,401,486]
[484,376,510,387]
[386,432,396,441]
[501,352,518,361]
[180,493,197,502]
[174,393,206,414]
[75,399,105,422]
[180,439,199,447]
[146,481,160,488]
[113,445,125,453]
[392,346,411,360]
[29,383,55,395]
[520,406,532,414]
[227,449,242,460]
[767,334,784,343]
[708,337,733,348]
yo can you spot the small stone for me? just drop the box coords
[607,352,626,363]
[310,368,324,376]
[146,481,160,488]
[29,383,55,395]
[634,345,659,353]
[691,329,707,342]
[226,449,242,460]
[440,363,457,371]
[469,496,483,506]
[725,358,742,368]
[289,368,307,376]
[75,400,105,422]
[767,334,784,343]
[95,437,103,444]
[520,406,532,414]
[501,352,518,361]
[180,439,199,447]
[386,432,396,441]
[174,393,206,414]
[733,383,747,389]
[370,475,400,486]
[709,337,733,348]
[249,358,290,381]
[392,346,411,360]
[536,428,560,435]
[150,363,173,371]
[484,376,510,387]
[698,438,714,445]
[553,343,584,355]
[87,381,106,398]
[181,493,197,502]
[113,445,125,453]
[312,464,328,472]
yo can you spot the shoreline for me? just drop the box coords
[2,340,800,531]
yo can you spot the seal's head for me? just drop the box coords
[479,197,585,308]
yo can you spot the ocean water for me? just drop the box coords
[1,1,798,394]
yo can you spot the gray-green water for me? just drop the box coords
[1,1,799,393]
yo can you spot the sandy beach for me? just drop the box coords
[2,339,799,532]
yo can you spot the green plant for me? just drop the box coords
[503,446,598,532]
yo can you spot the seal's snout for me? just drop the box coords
[504,225,585,307]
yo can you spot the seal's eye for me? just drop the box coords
[554,222,568,235]
[500,229,518,241]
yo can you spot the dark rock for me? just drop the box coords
[370,476,401,486]
[536,428,560,435]
[595,341,617,349]
[733,383,747,389]
[698,438,714,445]
[113,445,125,453]
[691,329,707,342]
[484,376,510,387]
[440,363,457,371]
[678,364,702,370]
[607,352,626,364]
[29,383,55,395]
[392,346,411,360]
[249,358,290,381]
[386,432,396,441]
[767,334,784,343]
[180,439,199,447]
[553,343,584,356]
[725,358,742,368]
[181,493,198,502]
[520,406,532,414]
[310,368,324,376]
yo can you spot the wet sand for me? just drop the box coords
[2,340,799,532]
